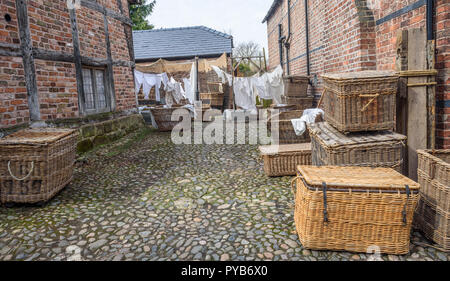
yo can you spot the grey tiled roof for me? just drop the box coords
[262,0,282,23]
[133,26,233,61]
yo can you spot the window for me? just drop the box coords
[81,67,110,114]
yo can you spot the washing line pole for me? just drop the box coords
[195,56,200,101]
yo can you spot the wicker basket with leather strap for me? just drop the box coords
[294,165,420,254]
[322,71,398,133]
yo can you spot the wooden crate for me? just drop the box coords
[294,166,420,254]
[0,129,78,204]
[322,71,398,133]
[309,122,406,173]
[259,143,311,177]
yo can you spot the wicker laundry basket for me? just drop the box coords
[283,76,309,97]
[0,128,78,204]
[414,149,450,251]
[259,143,311,177]
[268,110,310,145]
[150,106,187,132]
[309,122,406,173]
[294,166,420,254]
[322,71,398,133]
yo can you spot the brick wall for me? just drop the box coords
[266,0,450,148]
[35,59,78,121]
[0,0,137,130]
[0,56,28,127]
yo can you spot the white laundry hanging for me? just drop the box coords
[264,65,284,105]
[134,70,145,95]
[233,77,257,110]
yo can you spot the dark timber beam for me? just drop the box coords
[69,8,86,116]
[15,0,41,123]
[103,12,116,111]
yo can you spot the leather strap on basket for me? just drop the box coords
[322,182,329,224]
[360,94,380,112]
[402,185,411,226]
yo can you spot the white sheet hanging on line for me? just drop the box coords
[233,77,257,110]
[134,70,145,95]
[264,65,284,105]
[142,75,158,100]
[211,65,233,86]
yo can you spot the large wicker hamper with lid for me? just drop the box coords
[259,143,311,177]
[322,71,398,133]
[294,166,420,254]
[414,149,449,251]
[0,128,78,204]
[309,122,406,173]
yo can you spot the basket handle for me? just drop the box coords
[402,185,410,226]
[7,161,34,181]
[360,94,380,112]
[290,176,299,200]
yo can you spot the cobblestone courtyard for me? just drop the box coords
[0,125,448,261]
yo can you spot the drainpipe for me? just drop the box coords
[426,0,434,40]
[304,0,311,77]
[285,0,292,75]
[278,24,285,68]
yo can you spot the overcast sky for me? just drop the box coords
[148,0,274,53]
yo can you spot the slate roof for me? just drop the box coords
[262,0,282,23]
[133,26,233,61]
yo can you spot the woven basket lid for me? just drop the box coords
[259,143,311,155]
[0,128,76,145]
[297,165,419,190]
[322,70,399,80]
[308,122,406,148]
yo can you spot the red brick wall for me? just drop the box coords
[0,56,29,127]
[266,0,450,148]
[0,0,19,45]
[435,0,449,148]
[109,18,130,61]
[0,0,137,129]
[76,6,107,59]
[27,0,73,54]
[113,65,136,112]
[35,59,78,121]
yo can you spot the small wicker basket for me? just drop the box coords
[0,128,78,204]
[267,110,310,145]
[283,76,309,97]
[294,166,420,254]
[322,71,398,133]
[150,106,186,132]
[259,143,311,177]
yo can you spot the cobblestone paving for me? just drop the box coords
[0,124,448,261]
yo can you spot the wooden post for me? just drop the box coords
[403,27,436,181]
[15,0,41,124]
